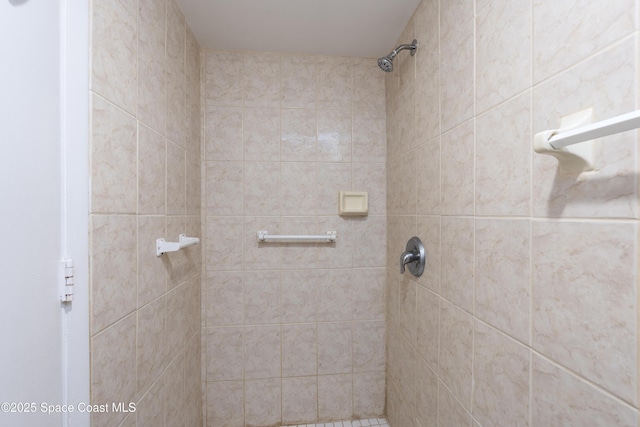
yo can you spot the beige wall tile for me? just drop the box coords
[184,335,203,427]
[186,153,201,215]
[91,0,137,114]
[91,215,137,332]
[282,376,318,424]
[244,53,280,108]
[476,92,531,216]
[414,0,440,143]
[282,55,316,108]
[439,0,474,131]
[399,278,417,346]
[476,0,531,112]
[317,163,351,215]
[166,284,189,356]
[353,110,387,163]
[415,356,438,427]
[441,120,474,215]
[91,2,201,424]
[397,84,416,154]
[245,325,281,379]
[205,51,243,107]
[318,322,352,374]
[416,286,439,370]
[473,321,530,427]
[244,270,281,324]
[91,314,137,427]
[353,58,385,112]
[353,320,385,373]
[91,96,137,214]
[388,151,417,215]
[205,105,243,161]
[353,216,387,268]
[137,0,166,132]
[281,108,317,161]
[439,300,473,410]
[352,267,386,320]
[532,356,637,427]
[206,381,244,427]
[245,379,282,426]
[317,269,352,321]
[282,323,317,377]
[386,215,416,269]
[441,217,474,312]
[206,326,243,381]
[136,375,164,427]
[137,296,166,396]
[163,352,185,427]
[137,216,167,307]
[317,216,353,268]
[533,0,635,82]
[166,142,186,215]
[280,216,320,268]
[353,371,385,418]
[243,216,282,270]
[205,271,243,326]
[318,109,352,162]
[475,219,530,344]
[200,48,386,425]
[416,138,440,216]
[243,107,280,161]
[205,217,244,270]
[281,162,317,215]
[352,163,386,216]
[317,56,352,110]
[533,220,637,403]
[206,161,243,216]
[138,125,166,214]
[415,216,440,292]
[281,270,317,323]
[244,162,281,216]
[318,374,353,422]
[438,380,472,427]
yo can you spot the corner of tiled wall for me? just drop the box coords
[386,0,640,426]
[201,49,388,426]
[89,0,202,425]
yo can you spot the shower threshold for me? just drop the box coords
[286,417,389,427]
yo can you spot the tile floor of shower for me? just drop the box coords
[287,418,389,427]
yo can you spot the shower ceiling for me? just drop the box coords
[176,0,422,58]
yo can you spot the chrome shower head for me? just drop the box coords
[377,39,418,72]
[377,56,394,72]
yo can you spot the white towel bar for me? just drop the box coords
[534,108,640,174]
[257,231,337,243]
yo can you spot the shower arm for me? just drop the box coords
[388,43,418,59]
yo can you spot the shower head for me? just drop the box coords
[377,39,418,72]
[377,56,394,72]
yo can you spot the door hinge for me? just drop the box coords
[60,259,74,303]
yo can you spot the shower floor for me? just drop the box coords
[287,418,389,427]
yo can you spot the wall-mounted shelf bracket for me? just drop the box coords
[156,234,200,256]
[533,108,595,174]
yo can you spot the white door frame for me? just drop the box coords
[60,1,89,425]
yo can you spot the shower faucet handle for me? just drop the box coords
[400,236,425,277]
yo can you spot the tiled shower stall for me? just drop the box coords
[88,0,640,426]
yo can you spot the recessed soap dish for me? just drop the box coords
[339,191,368,216]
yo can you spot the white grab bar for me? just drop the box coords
[533,108,640,174]
[257,230,337,243]
[548,109,640,149]
[156,234,200,256]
